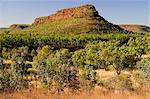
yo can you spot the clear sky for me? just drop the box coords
[0,0,149,27]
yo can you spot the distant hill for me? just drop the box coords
[9,24,30,29]
[119,24,150,33]
[0,24,30,33]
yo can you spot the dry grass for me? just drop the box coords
[0,87,149,99]
[141,54,150,58]
[96,69,117,79]
[96,69,132,80]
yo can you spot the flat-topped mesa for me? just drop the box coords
[31,4,126,34]
[32,4,99,25]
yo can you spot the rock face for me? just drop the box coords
[119,25,150,33]
[32,4,99,25]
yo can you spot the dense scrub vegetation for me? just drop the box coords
[0,32,149,50]
[0,32,150,93]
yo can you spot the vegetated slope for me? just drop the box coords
[29,4,126,34]
[119,24,150,33]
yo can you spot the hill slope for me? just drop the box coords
[119,24,150,33]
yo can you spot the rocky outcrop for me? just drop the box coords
[31,4,126,34]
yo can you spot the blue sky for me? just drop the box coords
[0,0,149,27]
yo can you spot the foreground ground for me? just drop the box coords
[0,87,150,99]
